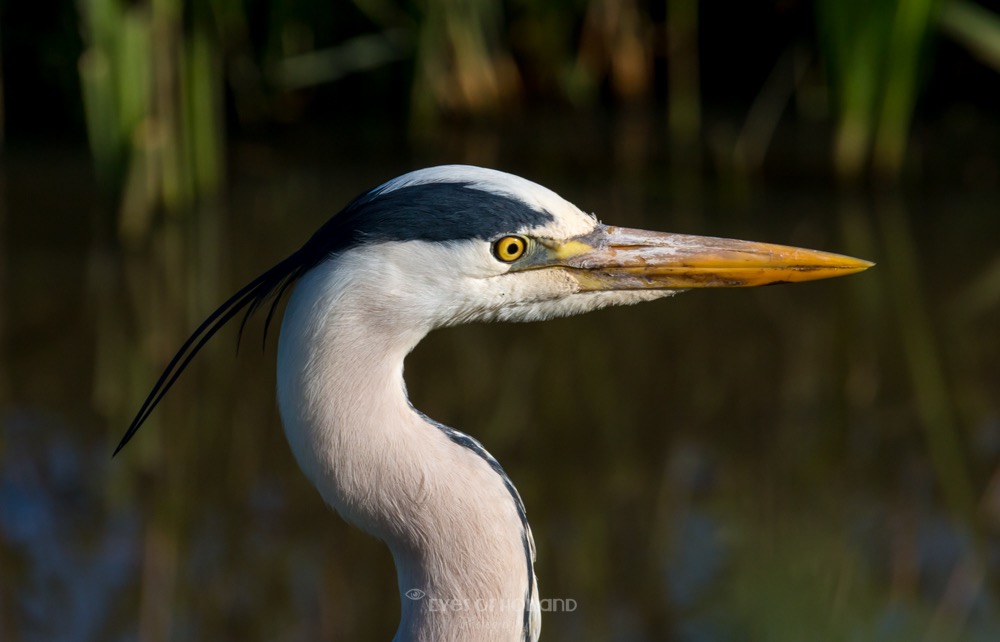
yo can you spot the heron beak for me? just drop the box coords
[534,224,873,290]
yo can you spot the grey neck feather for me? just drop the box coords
[276,258,539,642]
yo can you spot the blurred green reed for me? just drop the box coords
[78,0,222,242]
[815,0,932,181]
[880,200,977,525]
[74,0,1000,189]
[816,0,1000,182]
[410,0,519,127]
[939,0,1000,70]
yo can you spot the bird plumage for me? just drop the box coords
[117,165,872,641]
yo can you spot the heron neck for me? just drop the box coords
[276,261,537,641]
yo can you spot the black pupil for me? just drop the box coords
[506,242,519,255]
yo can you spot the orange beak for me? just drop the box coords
[533,225,873,291]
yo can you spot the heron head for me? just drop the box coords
[301,165,872,331]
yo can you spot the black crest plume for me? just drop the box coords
[113,185,381,455]
[114,178,554,455]
[114,242,320,455]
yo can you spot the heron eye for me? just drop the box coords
[492,236,527,262]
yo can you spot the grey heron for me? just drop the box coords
[115,165,872,641]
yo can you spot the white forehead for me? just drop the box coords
[374,165,599,238]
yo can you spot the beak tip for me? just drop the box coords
[847,257,876,272]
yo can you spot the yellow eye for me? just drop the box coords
[492,236,527,262]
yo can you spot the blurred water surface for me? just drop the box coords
[2,124,1000,641]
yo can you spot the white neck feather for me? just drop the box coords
[276,255,539,642]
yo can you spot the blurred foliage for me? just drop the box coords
[816,0,937,181]
[939,0,1000,71]
[5,0,997,211]
[6,0,1000,236]
[78,0,222,242]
